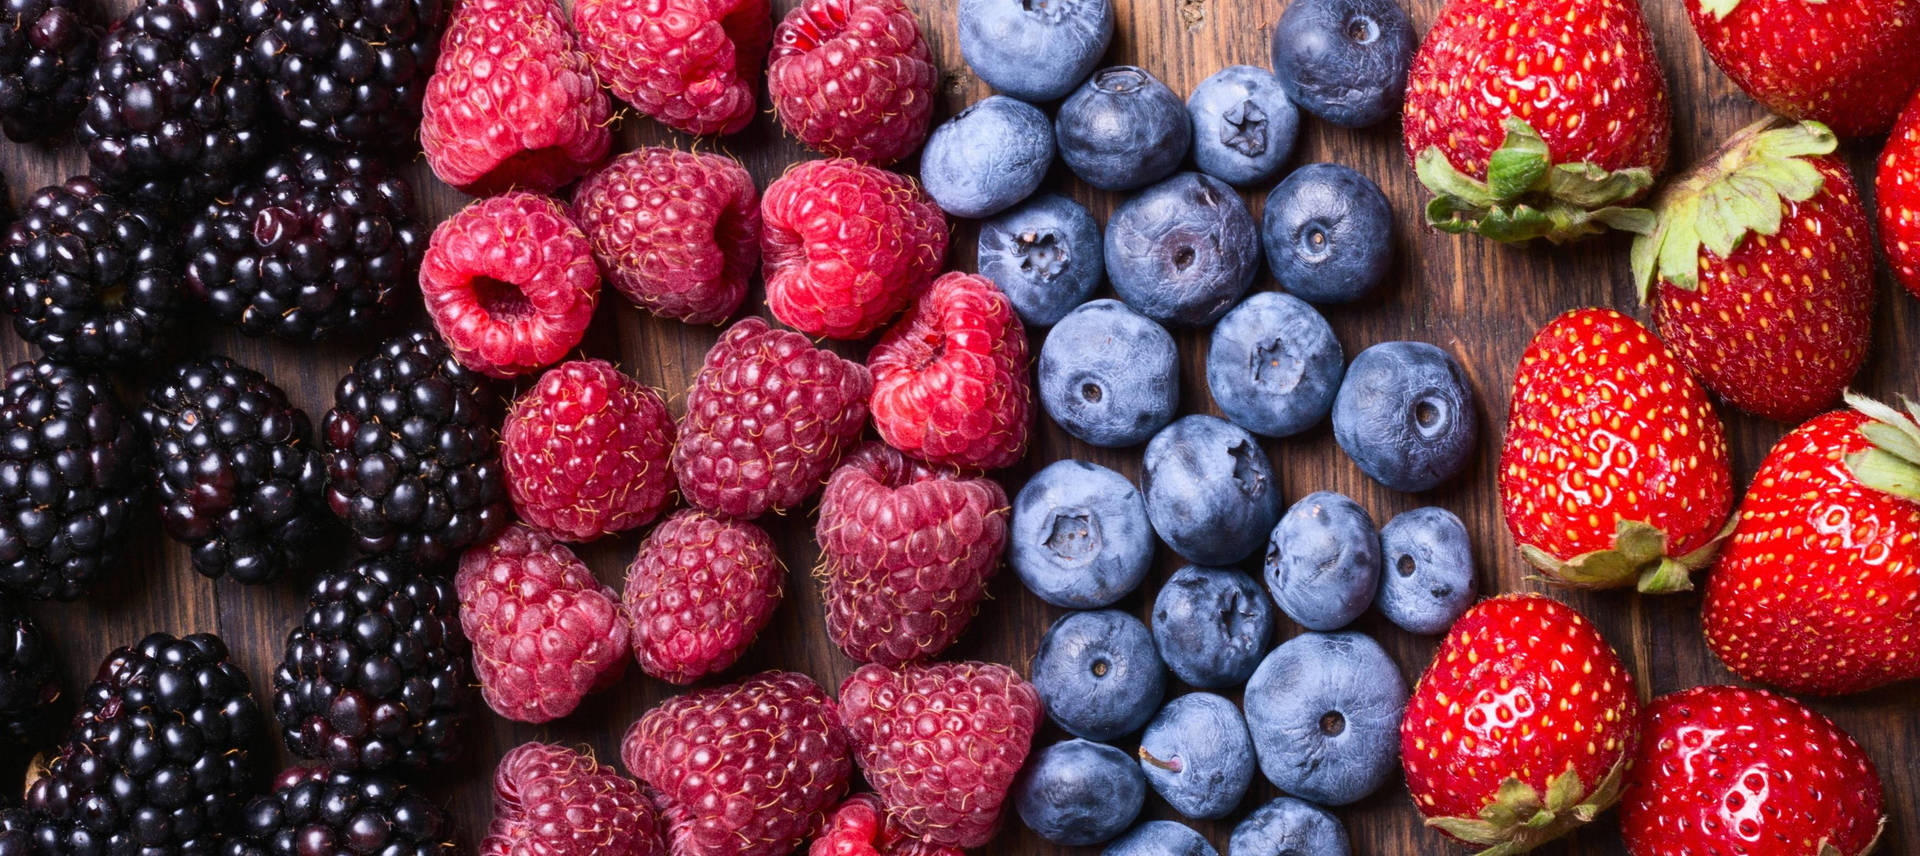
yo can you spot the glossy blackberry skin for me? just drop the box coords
[243,0,446,148]
[0,0,101,143]
[272,555,473,773]
[0,806,29,856]
[187,146,425,342]
[0,358,145,601]
[323,331,507,565]
[0,601,59,748]
[224,766,456,856]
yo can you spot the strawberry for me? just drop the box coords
[1880,90,1920,300]
[1633,119,1875,423]
[1403,0,1671,243]
[1499,308,1734,592]
[1401,594,1640,855]
[1703,393,1920,696]
[1684,0,1920,139]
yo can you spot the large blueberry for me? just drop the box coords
[1264,491,1380,631]
[1206,292,1343,438]
[1151,565,1273,689]
[1186,65,1299,187]
[1031,609,1166,741]
[1229,797,1350,856]
[1377,506,1476,634]
[1331,341,1478,493]
[978,194,1103,327]
[1056,66,1192,192]
[957,0,1114,103]
[1271,0,1416,128]
[1106,172,1260,327]
[1011,459,1154,609]
[1243,632,1405,806]
[920,96,1055,219]
[1038,299,1179,447]
[1138,692,1254,820]
[1261,164,1393,304]
[1142,415,1282,566]
[1104,821,1218,856]
[1014,739,1147,847]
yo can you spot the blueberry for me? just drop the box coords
[1031,609,1166,741]
[1011,460,1154,608]
[1038,299,1179,447]
[1104,821,1219,856]
[1228,797,1350,856]
[1106,172,1260,326]
[978,194,1104,327]
[1261,164,1393,304]
[1137,692,1254,820]
[1186,66,1299,187]
[957,0,1114,103]
[1151,565,1273,688]
[1056,66,1192,192]
[1014,739,1147,846]
[1264,491,1380,631]
[1271,0,1416,128]
[1377,506,1476,634]
[1142,415,1282,566]
[1207,292,1343,438]
[920,96,1055,219]
[1331,341,1478,493]
[1244,631,1404,807]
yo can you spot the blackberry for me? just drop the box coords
[0,602,60,749]
[25,632,264,854]
[0,0,100,143]
[141,356,329,584]
[0,358,145,601]
[323,331,507,565]
[224,766,455,856]
[2,176,183,366]
[0,805,27,856]
[243,0,446,149]
[272,555,472,772]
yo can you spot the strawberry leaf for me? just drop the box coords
[1845,390,1920,503]
[1417,119,1655,243]
[1519,519,1720,593]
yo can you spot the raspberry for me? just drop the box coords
[573,0,770,137]
[484,742,666,856]
[622,670,851,856]
[624,509,783,684]
[768,0,935,165]
[817,442,1008,665]
[502,359,675,540]
[762,159,946,339]
[837,661,1040,849]
[420,0,611,196]
[421,193,600,379]
[869,272,1031,470]
[572,148,761,324]
[456,524,628,723]
[810,794,964,856]
[673,317,872,518]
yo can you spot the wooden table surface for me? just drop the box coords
[5,0,1916,853]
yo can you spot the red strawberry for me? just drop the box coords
[1403,0,1671,242]
[868,272,1031,470]
[1634,119,1875,423]
[1703,393,1920,696]
[1619,686,1885,856]
[1499,308,1734,592]
[1684,0,1920,139]
[1880,90,1920,300]
[1402,593,1640,854]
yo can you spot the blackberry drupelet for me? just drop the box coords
[2,176,183,366]
[323,331,507,564]
[0,0,100,143]
[0,358,145,601]
[272,555,472,772]
[142,356,330,584]
[224,766,455,856]
[243,0,447,148]
[0,601,59,749]
[0,805,27,856]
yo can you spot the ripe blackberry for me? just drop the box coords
[243,0,447,148]
[187,146,424,342]
[323,331,508,564]
[225,766,456,856]
[0,805,28,855]
[0,602,59,750]
[0,0,101,143]
[272,555,473,772]
[0,358,145,601]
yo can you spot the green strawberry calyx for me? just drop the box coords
[1844,391,1920,502]
[1417,118,1658,244]
[1424,759,1628,856]
[1519,517,1735,594]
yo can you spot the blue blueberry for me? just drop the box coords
[1186,66,1299,187]
[1038,299,1179,447]
[1142,415,1282,566]
[957,0,1114,103]
[1331,341,1478,493]
[1151,565,1273,689]
[1377,506,1476,634]
[1106,172,1260,327]
[1137,693,1254,820]
[978,194,1104,327]
[920,96,1055,219]
[1270,0,1416,128]
[1243,632,1405,806]
[1104,822,1219,856]
[1031,609,1166,741]
[1056,66,1192,192]
[1228,797,1350,856]
[1014,739,1147,847]
[1206,292,1343,438]
[1261,164,1393,304]
[1011,460,1154,609]
[1264,491,1380,631]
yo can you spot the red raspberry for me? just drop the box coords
[768,0,935,165]
[868,272,1031,470]
[421,0,611,196]
[484,742,667,856]
[810,794,964,856]
[421,193,600,379]
[761,159,946,339]
[456,524,629,723]
[816,443,1008,665]
[673,317,872,519]
[622,671,851,856]
[837,661,1040,849]
[502,360,676,541]
[572,149,762,325]
[623,509,784,684]
[573,0,771,137]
